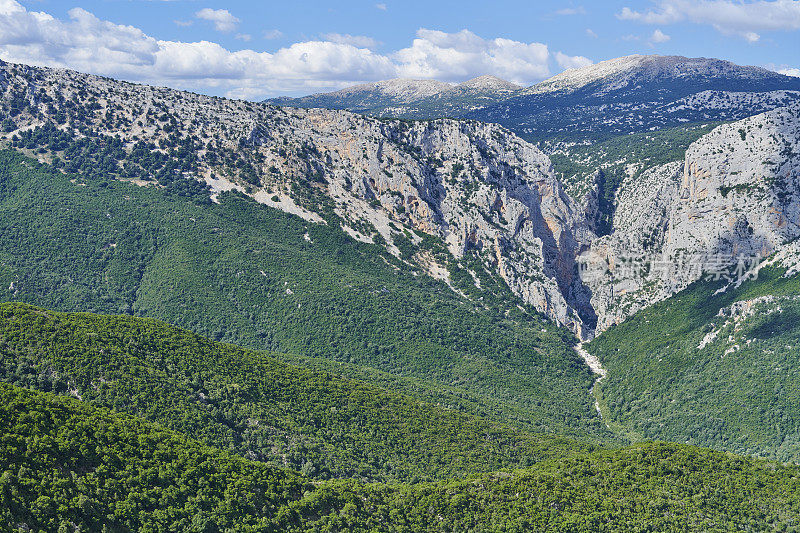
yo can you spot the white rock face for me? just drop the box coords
[580,103,800,332]
[0,59,594,336]
[762,239,800,278]
[270,111,597,335]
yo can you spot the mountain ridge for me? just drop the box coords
[469,55,800,142]
[266,55,800,139]
[266,74,523,117]
[0,58,602,337]
[1,56,799,341]
[522,54,789,97]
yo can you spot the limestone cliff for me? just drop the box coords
[580,103,800,332]
[1,58,798,340]
[0,60,595,336]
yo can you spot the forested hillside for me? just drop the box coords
[0,301,599,482]
[0,149,610,441]
[0,382,309,532]
[3,381,799,532]
[589,265,800,462]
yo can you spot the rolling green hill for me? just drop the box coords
[0,302,599,483]
[300,443,800,532]
[0,382,309,532]
[589,266,800,462]
[0,149,610,442]
[3,380,799,532]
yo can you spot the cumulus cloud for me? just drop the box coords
[0,1,578,98]
[195,8,240,33]
[618,0,800,42]
[320,33,380,49]
[554,51,593,70]
[0,4,161,78]
[0,1,393,96]
[263,29,283,40]
[649,28,671,43]
[265,40,396,82]
[394,29,550,84]
[764,63,800,76]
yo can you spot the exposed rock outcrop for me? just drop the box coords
[580,104,800,331]
[268,112,597,336]
[0,59,594,336]
[1,58,798,340]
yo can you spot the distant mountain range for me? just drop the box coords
[267,75,522,118]
[470,55,800,141]
[269,55,800,142]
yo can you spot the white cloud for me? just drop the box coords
[618,5,682,24]
[0,1,393,97]
[555,7,587,16]
[649,28,671,43]
[235,33,252,42]
[195,8,240,33]
[0,4,161,77]
[618,0,800,42]
[555,51,593,70]
[765,63,800,76]
[394,29,550,84]
[174,20,193,27]
[742,31,761,42]
[586,28,598,38]
[263,29,283,40]
[375,3,387,10]
[0,2,577,98]
[265,40,396,82]
[320,33,380,49]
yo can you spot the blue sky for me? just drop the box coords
[2,0,799,99]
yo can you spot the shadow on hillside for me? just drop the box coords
[748,309,800,339]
